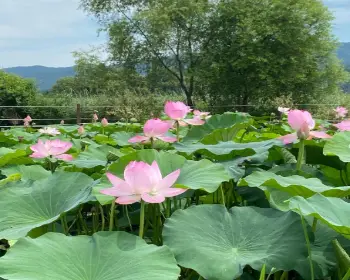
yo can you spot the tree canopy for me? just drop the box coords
[76,0,349,108]
[0,71,38,122]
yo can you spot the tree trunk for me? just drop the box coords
[242,94,249,112]
[186,93,194,107]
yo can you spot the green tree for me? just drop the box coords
[81,0,348,110]
[198,0,348,110]
[80,0,214,106]
[0,71,38,123]
[51,51,147,95]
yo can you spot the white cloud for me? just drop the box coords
[0,0,105,67]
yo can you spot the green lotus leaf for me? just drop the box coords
[110,132,136,146]
[200,123,252,145]
[0,231,180,280]
[94,134,117,146]
[163,204,307,280]
[303,141,344,170]
[70,145,126,168]
[174,139,282,160]
[0,172,94,239]
[1,165,50,181]
[294,221,350,279]
[288,194,350,239]
[176,159,230,192]
[219,151,270,181]
[0,147,28,167]
[324,132,350,162]
[239,171,350,198]
[182,112,251,143]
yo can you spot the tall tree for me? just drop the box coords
[198,0,348,110]
[80,0,214,106]
[0,71,38,123]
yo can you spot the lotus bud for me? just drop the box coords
[78,125,85,135]
[23,115,32,123]
[101,118,108,127]
[93,113,98,122]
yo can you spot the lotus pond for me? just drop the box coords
[0,103,350,280]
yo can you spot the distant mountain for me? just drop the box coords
[338,43,350,68]
[3,66,75,91]
[2,43,350,92]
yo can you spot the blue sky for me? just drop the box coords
[0,0,349,68]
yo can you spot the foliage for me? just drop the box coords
[0,106,350,279]
[79,0,348,109]
[0,71,38,125]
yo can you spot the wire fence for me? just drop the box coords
[0,103,345,128]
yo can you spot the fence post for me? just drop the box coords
[76,104,81,124]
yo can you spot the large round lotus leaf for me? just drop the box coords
[70,145,126,168]
[110,132,136,146]
[0,172,94,240]
[163,205,307,280]
[324,132,350,162]
[303,141,344,170]
[174,139,283,160]
[0,147,28,167]
[294,221,350,279]
[239,171,350,198]
[182,112,251,143]
[288,194,350,239]
[1,165,50,181]
[199,123,252,145]
[0,231,180,280]
[105,149,229,193]
[219,152,270,182]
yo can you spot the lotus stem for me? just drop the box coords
[220,185,225,207]
[60,214,68,235]
[109,199,116,231]
[139,200,146,238]
[300,212,314,280]
[99,204,105,231]
[296,139,305,171]
[176,121,180,142]
[312,218,317,233]
[166,198,171,218]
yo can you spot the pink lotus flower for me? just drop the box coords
[128,118,177,143]
[30,139,73,161]
[334,120,350,131]
[100,161,185,204]
[334,106,348,118]
[279,109,331,144]
[60,120,64,125]
[101,118,108,127]
[24,121,30,128]
[165,101,204,126]
[38,127,61,136]
[78,125,85,135]
[23,115,32,123]
[193,110,211,120]
[278,107,290,115]
[93,113,98,122]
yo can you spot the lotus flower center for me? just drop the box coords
[149,187,158,196]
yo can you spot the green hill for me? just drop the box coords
[3,66,75,91]
[338,43,350,68]
[3,43,350,92]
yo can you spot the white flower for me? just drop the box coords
[38,127,61,136]
[278,107,290,115]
